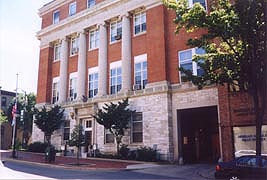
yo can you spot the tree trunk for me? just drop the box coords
[115,136,122,156]
[77,146,80,165]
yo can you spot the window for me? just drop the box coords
[179,48,205,81]
[105,129,114,143]
[63,120,70,140]
[85,120,92,128]
[53,10,60,24]
[110,61,122,94]
[1,97,7,107]
[52,78,59,104]
[132,112,143,143]
[87,0,95,8]
[134,12,146,35]
[189,0,207,10]
[69,74,77,101]
[88,71,98,98]
[134,54,147,90]
[54,43,61,61]
[110,20,122,43]
[70,36,79,55]
[69,2,76,16]
[89,29,99,50]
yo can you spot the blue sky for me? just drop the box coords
[0,0,52,94]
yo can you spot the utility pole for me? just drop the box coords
[12,73,18,158]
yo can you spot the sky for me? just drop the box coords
[0,0,52,94]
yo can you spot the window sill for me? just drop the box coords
[133,31,146,38]
[88,47,99,51]
[109,39,121,45]
[53,59,60,63]
[69,53,78,57]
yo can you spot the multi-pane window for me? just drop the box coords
[110,67,122,94]
[69,76,77,101]
[134,12,146,35]
[69,2,76,16]
[54,43,61,61]
[105,129,114,143]
[52,79,59,104]
[189,0,207,9]
[87,0,95,8]
[70,36,79,55]
[1,97,7,107]
[89,29,99,50]
[110,20,122,43]
[179,48,205,81]
[85,120,92,128]
[53,11,60,24]
[134,61,147,90]
[132,112,143,143]
[88,72,98,98]
[63,120,70,140]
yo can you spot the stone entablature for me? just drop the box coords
[37,0,162,48]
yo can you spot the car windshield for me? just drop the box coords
[237,156,258,167]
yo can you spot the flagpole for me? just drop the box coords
[12,73,18,158]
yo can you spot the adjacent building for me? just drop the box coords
[0,89,16,150]
[34,0,267,162]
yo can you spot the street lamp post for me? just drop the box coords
[12,74,19,158]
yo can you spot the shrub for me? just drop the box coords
[28,141,49,153]
[136,146,157,162]
[119,144,129,159]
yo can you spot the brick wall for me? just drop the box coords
[36,47,53,103]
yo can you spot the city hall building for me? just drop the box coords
[33,0,267,162]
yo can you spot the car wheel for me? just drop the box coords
[229,175,239,180]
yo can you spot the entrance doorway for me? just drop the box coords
[177,106,220,163]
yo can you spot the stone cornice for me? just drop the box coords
[37,0,162,47]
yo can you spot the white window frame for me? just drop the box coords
[189,0,207,10]
[52,77,60,104]
[69,2,77,16]
[53,10,60,24]
[88,67,98,98]
[70,36,79,56]
[110,20,122,43]
[69,72,77,101]
[89,29,99,50]
[134,54,147,90]
[87,0,96,8]
[178,48,205,82]
[134,11,146,35]
[109,61,122,94]
[105,129,114,144]
[53,42,61,61]
[131,112,143,143]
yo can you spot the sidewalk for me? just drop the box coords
[0,150,143,170]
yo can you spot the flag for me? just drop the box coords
[11,104,17,126]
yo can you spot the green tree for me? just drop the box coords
[34,105,64,146]
[93,98,135,156]
[68,124,85,165]
[0,110,7,124]
[163,0,266,156]
[7,93,36,147]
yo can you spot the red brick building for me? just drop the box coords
[34,0,267,162]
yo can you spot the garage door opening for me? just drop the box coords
[177,106,220,163]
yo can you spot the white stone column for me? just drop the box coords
[77,30,87,100]
[97,23,108,96]
[121,13,132,92]
[59,37,68,103]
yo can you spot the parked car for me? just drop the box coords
[234,150,256,158]
[215,155,267,180]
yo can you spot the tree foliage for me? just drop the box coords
[7,93,36,146]
[34,105,64,145]
[163,0,266,156]
[93,98,135,155]
[69,124,85,165]
[69,125,85,148]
